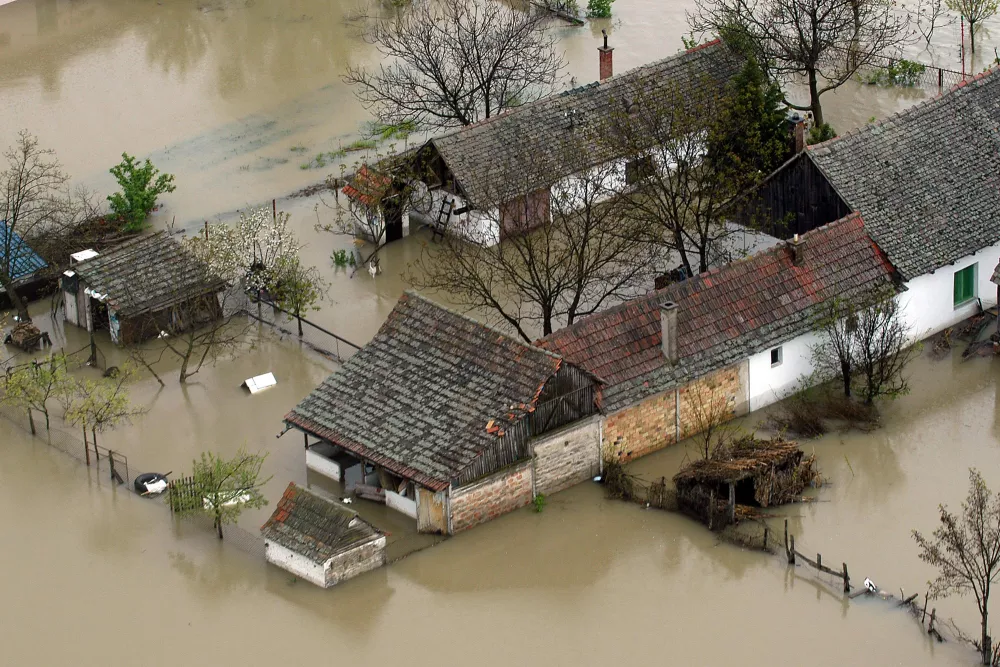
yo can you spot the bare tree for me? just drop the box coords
[344,0,565,130]
[948,0,999,53]
[682,373,738,460]
[599,59,789,276]
[851,290,915,405]
[65,364,144,450]
[810,296,858,398]
[408,145,657,341]
[690,2,911,128]
[909,0,955,46]
[914,469,1000,665]
[0,131,83,321]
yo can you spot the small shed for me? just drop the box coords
[261,483,386,588]
[672,438,816,528]
[61,232,227,345]
[0,219,50,310]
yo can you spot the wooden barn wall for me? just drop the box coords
[456,419,530,486]
[737,154,850,239]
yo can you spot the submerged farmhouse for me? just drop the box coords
[284,292,602,534]
[537,214,896,462]
[743,66,1000,339]
[60,232,227,346]
[355,38,744,246]
[261,482,386,588]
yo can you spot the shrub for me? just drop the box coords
[807,123,836,145]
[533,493,546,512]
[587,0,614,17]
[107,153,176,232]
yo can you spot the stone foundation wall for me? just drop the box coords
[449,460,533,534]
[531,416,601,496]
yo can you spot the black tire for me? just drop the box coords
[134,472,166,494]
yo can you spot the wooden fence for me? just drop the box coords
[529,385,598,435]
[167,476,202,513]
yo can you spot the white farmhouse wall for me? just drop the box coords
[899,243,1000,341]
[747,331,821,412]
[264,541,326,587]
[385,490,417,519]
[305,449,341,482]
[426,189,500,246]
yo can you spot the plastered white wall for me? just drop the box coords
[747,331,821,412]
[264,541,326,587]
[305,449,341,482]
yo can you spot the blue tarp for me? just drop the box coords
[0,219,47,282]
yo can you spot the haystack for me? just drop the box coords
[673,436,819,528]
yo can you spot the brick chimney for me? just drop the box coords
[788,233,805,267]
[660,301,679,365]
[793,121,806,153]
[599,30,614,82]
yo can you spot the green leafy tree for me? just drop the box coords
[1,353,75,433]
[947,0,998,53]
[588,0,615,17]
[107,153,176,231]
[175,449,272,539]
[271,256,328,337]
[914,469,1000,665]
[65,364,143,449]
[717,56,790,176]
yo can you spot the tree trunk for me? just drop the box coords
[26,409,35,435]
[970,20,977,54]
[982,603,990,665]
[4,280,31,323]
[841,359,852,398]
[808,69,824,129]
[44,409,50,431]
[296,306,303,337]
[215,513,224,540]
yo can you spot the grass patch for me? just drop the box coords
[289,145,307,153]
[300,149,347,170]
[344,139,377,152]
[366,121,417,142]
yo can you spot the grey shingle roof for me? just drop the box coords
[807,67,1000,280]
[426,40,744,206]
[73,232,226,317]
[285,292,563,490]
[537,213,897,412]
[261,483,382,564]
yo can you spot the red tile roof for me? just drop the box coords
[536,213,896,411]
[342,166,392,207]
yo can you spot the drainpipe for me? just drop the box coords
[674,389,680,443]
[598,420,604,475]
[445,488,453,535]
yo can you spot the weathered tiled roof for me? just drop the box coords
[807,67,1000,280]
[261,483,382,564]
[0,219,47,282]
[536,213,896,412]
[426,40,744,206]
[73,231,226,317]
[285,292,563,490]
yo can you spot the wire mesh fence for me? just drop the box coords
[0,401,267,558]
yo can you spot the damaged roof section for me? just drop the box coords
[285,291,565,490]
[71,231,226,317]
[537,213,897,412]
[261,483,383,564]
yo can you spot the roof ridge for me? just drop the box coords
[402,290,563,362]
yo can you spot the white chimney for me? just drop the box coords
[661,301,678,365]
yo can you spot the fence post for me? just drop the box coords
[109,452,115,483]
[708,490,715,531]
[938,67,943,87]
[843,563,850,593]
[789,534,796,564]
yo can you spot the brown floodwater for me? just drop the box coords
[0,340,996,667]
[3,0,1000,663]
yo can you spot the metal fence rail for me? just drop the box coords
[244,294,362,363]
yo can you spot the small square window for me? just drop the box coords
[954,264,977,307]
[770,347,783,367]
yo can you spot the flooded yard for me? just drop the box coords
[4,0,1000,664]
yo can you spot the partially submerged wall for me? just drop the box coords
[531,415,601,496]
[325,536,387,587]
[265,541,326,587]
[449,460,533,534]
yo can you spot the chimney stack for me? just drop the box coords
[789,233,805,267]
[599,30,614,82]
[660,302,679,365]
[793,120,806,153]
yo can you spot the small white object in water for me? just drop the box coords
[593,475,602,482]
[864,578,878,593]
[341,497,353,504]
[369,260,378,279]
[243,372,277,394]
[144,478,168,495]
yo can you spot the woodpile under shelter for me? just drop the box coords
[60,232,227,346]
[261,483,386,588]
[284,291,603,535]
[672,438,814,528]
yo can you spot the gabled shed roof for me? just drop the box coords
[261,483,382,564]
[285,292,564,491]
[806,67,1000,280]
[72,231,226,317]
[536,213,896,412]
[422,40,744,206]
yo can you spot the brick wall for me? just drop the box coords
[603,364,747,463]
[325,535,387,587]
[532,415,601,496]
[449,460,533,534]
